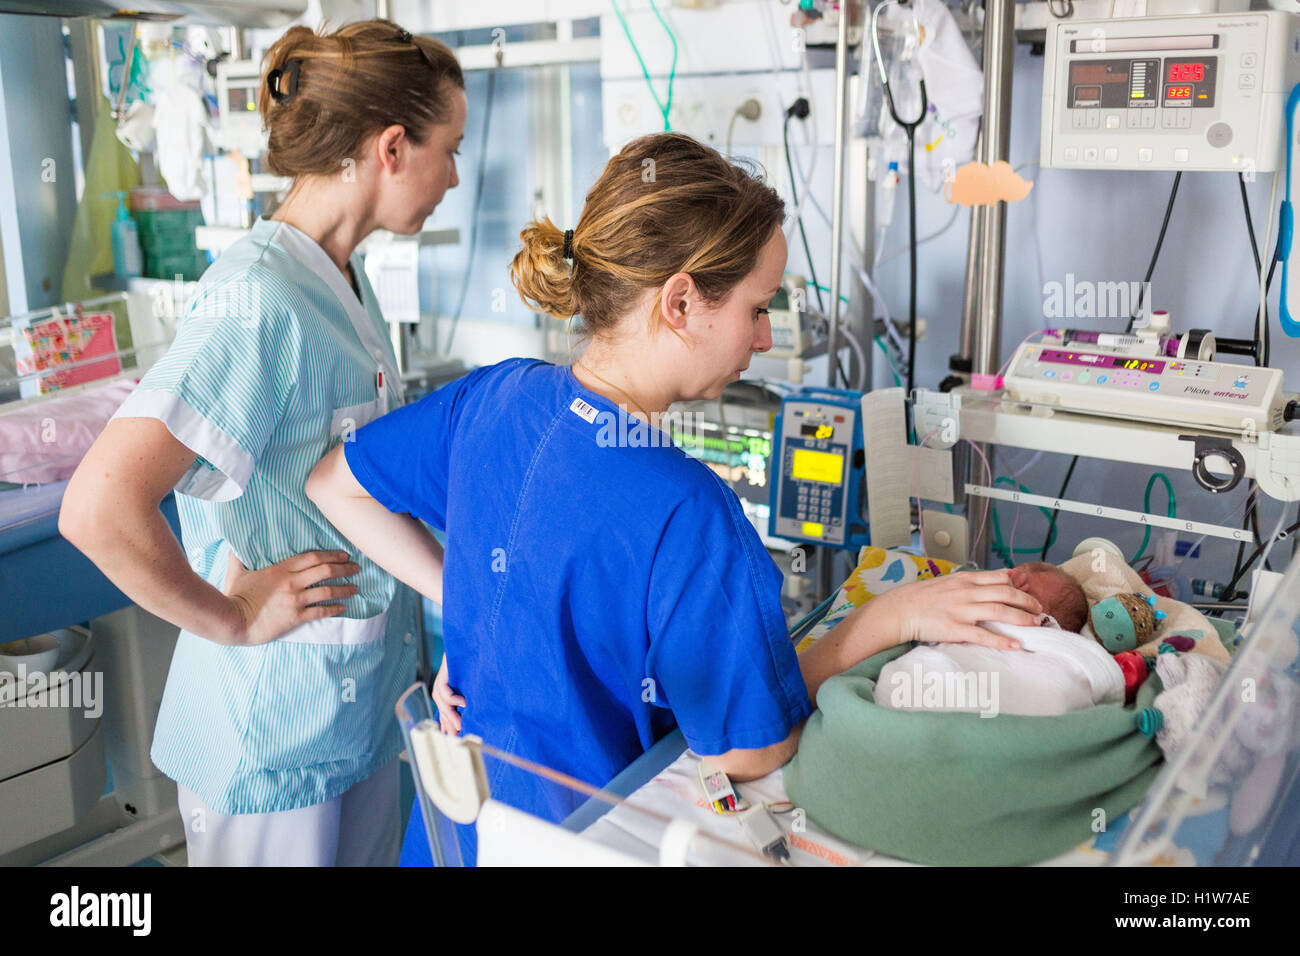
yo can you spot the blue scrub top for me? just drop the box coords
[346,359,812,863]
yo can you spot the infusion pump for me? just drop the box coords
[1001,337,1287,434]
[1041,11,1300,172]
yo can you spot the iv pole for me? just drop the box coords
[955,0,1016,566]
[818,0,856,598]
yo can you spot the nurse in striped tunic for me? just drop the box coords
[59,21,465,866]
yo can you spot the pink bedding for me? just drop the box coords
[0,379,136,484]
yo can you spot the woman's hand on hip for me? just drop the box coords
[868,569,1044,651]
[225,548,361,646]
[432,657,466,735]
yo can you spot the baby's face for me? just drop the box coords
[1022,570,1063,619]
[1010,564,1082,630]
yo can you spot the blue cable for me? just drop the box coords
[1279,82,1300,336]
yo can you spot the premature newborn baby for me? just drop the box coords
[1009,561,1088,632]
[874,562,1123,718]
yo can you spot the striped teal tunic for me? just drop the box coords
[111,218,419,814]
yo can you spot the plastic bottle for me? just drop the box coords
[105,190,142,280]
[878,161,900,228]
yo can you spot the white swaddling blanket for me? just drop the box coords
[874,621,1125,718]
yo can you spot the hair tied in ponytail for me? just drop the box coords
[267,59,301,105]
[257,22,463,179]
[563,229,574,260]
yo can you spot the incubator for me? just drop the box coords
[400,543,1299,866]
[0,0,1295,872]
[1114,553,1300,866]
[0,290,186,865]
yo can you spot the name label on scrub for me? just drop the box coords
[569,397,599,424]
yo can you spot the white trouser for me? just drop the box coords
[176,760,401,867]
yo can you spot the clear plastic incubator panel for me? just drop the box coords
[1114,556,1300,865]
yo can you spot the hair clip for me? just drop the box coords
[391,28,437,71]
[563,229,574,260]
[267,59,300,105]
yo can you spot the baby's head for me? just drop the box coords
[1010,562,1088,633]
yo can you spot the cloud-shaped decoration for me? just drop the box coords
[946,160,1034,207]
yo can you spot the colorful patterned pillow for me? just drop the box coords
[795,547,960,653]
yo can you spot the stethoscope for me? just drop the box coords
[871,0,928,139]
[870,0,928,399]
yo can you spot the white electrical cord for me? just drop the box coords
[875,205,962,267]
[875,161,1036,271]
[789,130,908,381]
[789,137,883,317]
[838,321,870,391]
[850,260,908,359]
[790,136,866,260]
[1163,485,1257,584]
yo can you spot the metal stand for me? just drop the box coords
[826,2,853,389]
[954,0,1016,565]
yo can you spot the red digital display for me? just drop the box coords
[1166,85,1192,100]
[1168,62,1205,83]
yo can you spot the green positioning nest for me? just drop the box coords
[784,644,1165,866]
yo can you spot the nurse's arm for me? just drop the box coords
[306,444,445,605]
[59,418,358,646]
[702,571,1047,780]
[701,608,893,780]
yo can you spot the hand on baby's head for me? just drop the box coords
[1009,562,1088,633]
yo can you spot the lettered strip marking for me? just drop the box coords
[964,483,1253,542]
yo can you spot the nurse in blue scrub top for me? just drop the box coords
[60,20,466,866]
[307,133,1045,866]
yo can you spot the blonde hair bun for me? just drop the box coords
[510,133,784,336]
[512,216,578,320]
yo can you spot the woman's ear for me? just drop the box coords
[374,124,407,176]
[659,272,696,332]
